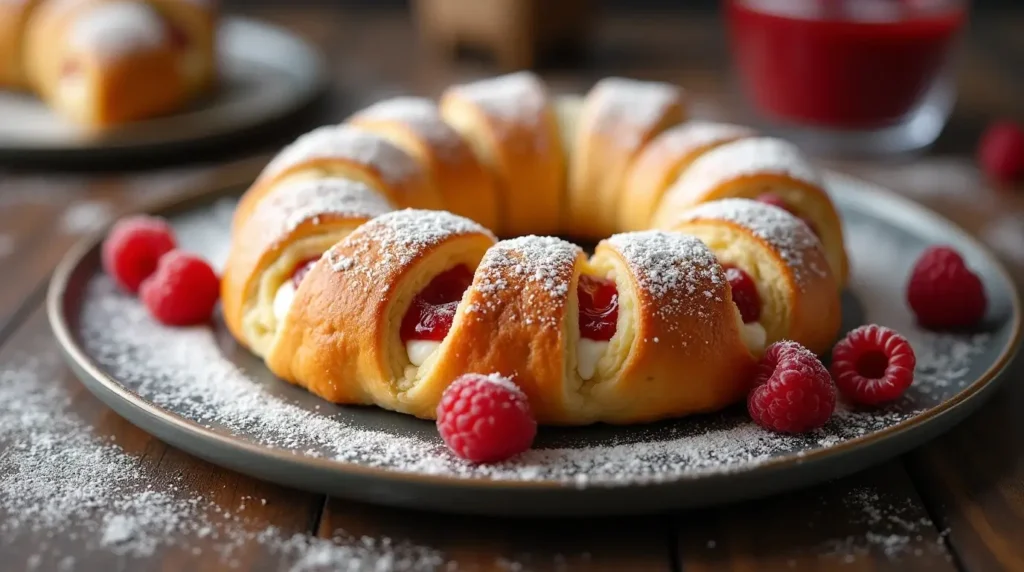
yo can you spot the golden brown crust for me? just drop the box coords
[653,137,849,286]
[234,125,443,235]
[265,210,497,412]
[619,121,755,232]
[415,236,587,423]
[0,0,42,89]
[439,71,564,236]
[348,96,500,231]
[666,199,842,355]
[220,177,394,350]
[22,0,215,127]
[566,77,686,239]
[586,231,757,423]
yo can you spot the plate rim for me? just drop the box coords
[0,16,328,155]
[45,172,1024,501]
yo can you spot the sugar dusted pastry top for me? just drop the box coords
[69,1,169,59]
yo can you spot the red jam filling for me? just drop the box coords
[723,264,761,323]
[400,265,474,342]
[755,192,820,237]
[578,275,618,341]
[288,257,320,289]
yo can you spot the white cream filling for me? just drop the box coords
[272,281,296,324]
[406,340,441,367]
[577,338,608,381]
[740,320,767,355]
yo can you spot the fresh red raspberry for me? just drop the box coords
[748,341,836,433]
[723,264,761,323]
[139,250,220,326]
[907,246,987,330]
[831,325,916,405]
[978,121,1024,183]
[436,374,537,463]
[101,215,177,293]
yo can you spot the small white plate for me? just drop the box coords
[0,17,326,161]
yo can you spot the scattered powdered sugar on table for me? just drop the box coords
[0,350,449,568]
[815,486,950,562]
[61,200,114,235]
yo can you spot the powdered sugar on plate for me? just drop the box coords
[0,349,446,568]
[69,186,1006,490]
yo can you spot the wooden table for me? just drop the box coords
[2,6,1023,571]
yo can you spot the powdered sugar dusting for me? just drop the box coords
[0,349,447,567]
[326,209,493,284]
[669,137,824,202]
[248,177,393,238]
[260,125,423,187]
[469,236,581,327]
[66,191,1011,490]
[644,121,756,159]
[587,77,683,148]
[481,373,526,397]
[69,1,168,60]
[446,72,549,151]
[606,231,724,326]
[353,96,464,155]
[676,198,830,284]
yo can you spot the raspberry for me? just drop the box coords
[907,246,987,330]
[748,341,836,433]
[139,250,220,326]
[831,325,916,405]
[723,264,761,323]
[436,374,537,463]
[978,121,1024,183]
[101,215,177,293]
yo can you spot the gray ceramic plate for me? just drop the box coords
[48,173,1021,516]
[0,18,325,160]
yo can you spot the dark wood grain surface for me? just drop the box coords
[0,5,1022,571]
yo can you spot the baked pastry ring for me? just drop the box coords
[440,71,564,236]
[566,77,687,239]
[620,121,756,232]
[652,136,849,286]
[666,198,842,356]
[348,96,500,231]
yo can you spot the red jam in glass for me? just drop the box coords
[400,265,474,342]
[723,264,761,323]
[755,192,820,237]
[289,257,320,288]
[578,275,618,341]
[726,0,965,128]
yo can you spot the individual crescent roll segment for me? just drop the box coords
[220,177,394,357]
[439,71,564,236]
[667,199,842,356]
[412,236,588,424]
[265,210,496,412]
[234,125,442,233]
[0,0,42,88]
[619,121,756,232]
[553,94,584,166]
[567,77,687,238]
[349,96,500,231]
[652,136,848,286]
[24,0,189,127]
[580,231,757,424]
